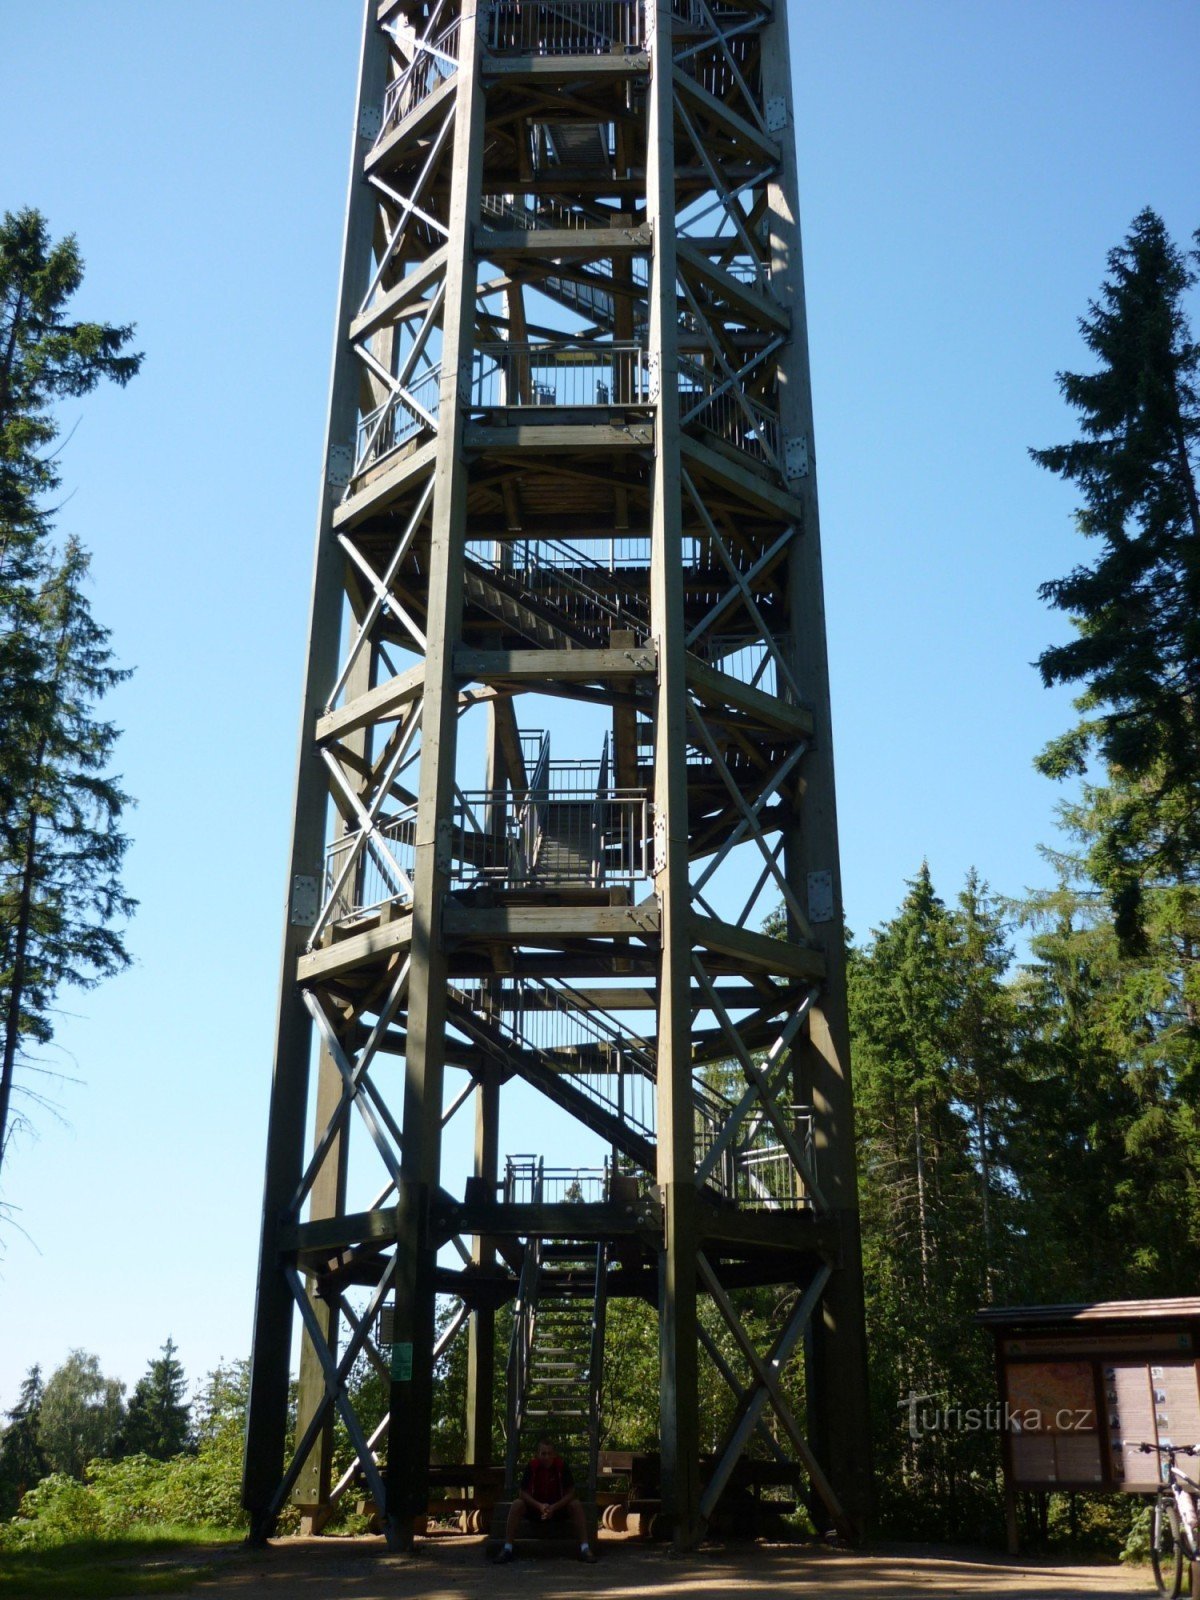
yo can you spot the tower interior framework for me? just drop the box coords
[244,0,871,1549]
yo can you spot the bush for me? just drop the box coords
[0,1441,251,1551]
[0,1473,107,1547]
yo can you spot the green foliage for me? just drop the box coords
[851,865,1012,1540]
[0,209,141,1179]
[1032,208,1200,949]
[0,1364,48,1518]
[38,1352,125,1480]
[125,1341,192,1462]
[0,1360,253,1553]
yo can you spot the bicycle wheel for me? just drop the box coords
[1152,1493,1184,1597]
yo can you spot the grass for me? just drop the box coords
[0,1525,244,1599]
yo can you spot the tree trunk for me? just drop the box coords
[913,1101,930,1292]
[0,738,44,1172]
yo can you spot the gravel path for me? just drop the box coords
[169,1534,1152,1600]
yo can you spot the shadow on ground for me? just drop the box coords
[164,1534,1152,1600]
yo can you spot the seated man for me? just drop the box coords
[496,1435,597,1563]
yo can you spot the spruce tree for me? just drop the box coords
[0,1364,48,1516]
[1032,208,1200,949]
[0,210,140,1178]
[124,1338,192,1460]
[0,540,134,1170]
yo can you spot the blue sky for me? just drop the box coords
[0,1,1197,1409]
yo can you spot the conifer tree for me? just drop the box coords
[0,1364,47,1517]
[1032,208,1200,949]
[0,539,134,1170]
[124,1338,192,1460]
[0,209,141,1178]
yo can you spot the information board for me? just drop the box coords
[1002,1352,1200,1491]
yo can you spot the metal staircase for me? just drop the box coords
[505,1173,609,1499]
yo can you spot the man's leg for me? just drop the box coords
[567,1499,596,1560]
[497,1499,527,1560]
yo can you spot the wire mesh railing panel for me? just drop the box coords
[503,1158,611,1204]
[487,0,644,55]
[354,366,442,477]
[449,789,649,888]
[471,343,651,409]
[693,635,779,698]
[323,807,418,923]
[678,362,781,467]
[379,18,461,132]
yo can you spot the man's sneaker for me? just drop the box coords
[495,1546,515,1563]
[579,1547,599,1563]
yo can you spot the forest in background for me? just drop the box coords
[1,205,1196,1556]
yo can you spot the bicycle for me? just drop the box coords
[1137,1442,1200,1598]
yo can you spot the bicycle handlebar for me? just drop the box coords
[1137,1442,1200,1457]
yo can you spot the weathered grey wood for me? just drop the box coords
[297,915,413,983]
[349,248,448,343]
[480,52,649,81]
[465,422,654,451]
[679,433,806,520]
[689,911,826,980]
[672,68,781,169]
[443,903,660,942]
[316,662,425,744]
[332,438,438,529]
[476,225,652,257]
[763,0,873,1537]
[364,74,457,176]
[454,644,656,682]
[676,239,789,333]
[243,3,390,1538]
[685,653,813,737]
[647,0,701,1550]
[389,0,488,1548]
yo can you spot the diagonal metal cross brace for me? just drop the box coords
[359,107,455,315]
[310,710,422,947]
[682,470,801,701]
[304,990,404,1188]
[673,95,770,291]
[687,701,811,937]
[686,523,794,650]
[735,833,786,929]
[673,8,767,138]
[675,269,784,478]
[269,1259,396,1527]
[324,1297,469,1512]
[288,960,411,1219]
[697,1322,788,1464]
[352,281,447,467]
[680,335,784,433]
[339,531,428,652]
[690,736,808,900]
[691,955,826,1208]
[383,0,451,67]
[369,174,452,244]
[698,1258,850,1537]
[327,475,434,710]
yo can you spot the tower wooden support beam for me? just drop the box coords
[245,0,872,1551]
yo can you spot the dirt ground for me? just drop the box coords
[168,1534,1152,1600]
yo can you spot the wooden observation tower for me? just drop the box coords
[243,0,871,1549]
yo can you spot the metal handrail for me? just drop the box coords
[471,342,651,409]
[379,17,461,133]
[487,0,644,56]
[505,1222,543,1493]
